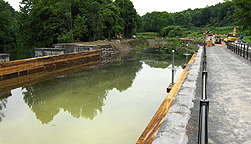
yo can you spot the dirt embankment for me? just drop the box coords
[147,39,168,47]
[75,38,149,54]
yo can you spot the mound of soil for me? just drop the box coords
[75,39,134,54]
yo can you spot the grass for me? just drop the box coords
[136,32,159,39]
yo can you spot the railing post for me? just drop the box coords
[234,43,236,53]
[172,50,175,86]
[237,43,239,55]
[236,43,237,54]
[249,44,251,61]
[247,44,249,60]
[243,44,245,58]
[240,43,242,56]
[240,43,243,56]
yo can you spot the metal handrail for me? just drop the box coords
[198,41,209,144]
[226,42,251,61]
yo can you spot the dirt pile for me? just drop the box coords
[74,38,148,54]
[74,39,133,54]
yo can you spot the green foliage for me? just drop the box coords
[136,32,158,39]
[73,15,88,42]
[127,38,149,49]
[7,0,139,59]
[114,0,138,38]
[2,0,251,61]
[141,12,174,34]
[232,0,251,35]
[151,39,191,57]
[161,26,184,37]
[0,0,18,54]
[141,1,239,37]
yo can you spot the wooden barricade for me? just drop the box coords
[0,60,100,93]
[0,50,101,80]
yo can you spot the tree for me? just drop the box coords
[114,0,137,37]
[101,3,123,38]
[16,0,141,59]
[73,14,88,42]
[232,0,251,34]
[0,0,18,54]
[141,12,173,34]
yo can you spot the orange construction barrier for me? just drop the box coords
[207,40,213,47]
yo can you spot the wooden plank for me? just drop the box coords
[136,52,197,144]
[0,50,101,77]
[0,60,100,93]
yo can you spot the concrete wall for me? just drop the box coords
[35,48,65,57]
[55,44,100,53]
[0,53,10,63]
[35,44,114,64]
[99,45,114,64]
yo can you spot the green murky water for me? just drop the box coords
[0,51,187,144]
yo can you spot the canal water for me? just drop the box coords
[0,51,187,144]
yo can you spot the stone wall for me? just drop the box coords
[55,44,100,53]
[99,45,114,64]
[34,48,65,57]
[0,53,10,63]
[35,43,114,64]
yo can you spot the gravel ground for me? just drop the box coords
[187,45,251,144]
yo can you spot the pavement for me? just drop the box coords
[187,44,251,144]
[153,44,251,144]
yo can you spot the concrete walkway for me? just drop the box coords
[187,45,251,144]
[153,47,203,144]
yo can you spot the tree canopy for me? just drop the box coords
[0,0,251,60]
[140,2,237,36]
[0,0,18,54]
[232,0,251,34]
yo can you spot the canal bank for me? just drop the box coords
[0,48,187,144]
[152,45,203,144]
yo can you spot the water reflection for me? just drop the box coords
[138,51,188,69]
[0,49,189,125]
[0,60,100,94]
[22,57,142,124]
[0,98,7,122]
[0,91,11,122]
[0,50,189,144]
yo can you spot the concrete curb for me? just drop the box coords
[153,46,203,144]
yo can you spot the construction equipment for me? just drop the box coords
[224,27,239,43]
[205,31,216,45]
[111,32,122,41]
[215,34,222,44]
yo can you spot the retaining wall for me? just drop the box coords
[35,43,114,64]
[0,54,10,63]
[0,50,100,80]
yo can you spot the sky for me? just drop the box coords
[131,0,225,15]
[6,0,224,16]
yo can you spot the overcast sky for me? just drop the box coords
[6,0,224,16]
